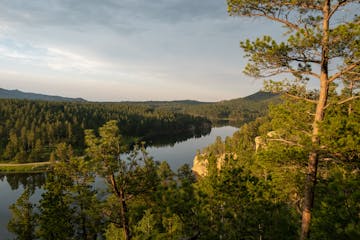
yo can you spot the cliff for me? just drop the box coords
[192,153,237,177]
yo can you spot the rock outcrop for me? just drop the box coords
[192,153,237,177]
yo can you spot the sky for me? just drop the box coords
[0,0,283,101]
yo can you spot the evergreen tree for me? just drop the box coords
[52,143,102,240]
[7,188,36,240]
[37,174,74,239]
[85,120,160,240]
[227,1,360,238]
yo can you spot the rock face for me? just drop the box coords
[192,153,237,177]
[255,131,279,152]
[255,136,264,152]
[192,154,208,177]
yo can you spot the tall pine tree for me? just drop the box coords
[227,1,360,238]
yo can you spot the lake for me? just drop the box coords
[0,126,238,239]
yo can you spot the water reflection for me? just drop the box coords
[0,126,238,238]
[143,124,212,147]
[212,119,243,128]
[0,172,47,191]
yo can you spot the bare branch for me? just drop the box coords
[324,102,332,110]
[248,13,301,32]
[324,95,360,109]
[306,111,316,116]
[285,93,318,104]
[328,61,360,82]
[301,130,313,137]
[328,0,349,20]
[268,138,303,147]
[337,96,360,105]
[265,15,300,31]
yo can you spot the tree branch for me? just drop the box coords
[337,96,360,105]
[247,13,300,32]
[286,69,321,79]
[323,102,332,109]
[346,71,360,76]
[265,15,300,31]
[328,61,360,83]
[328,0,349,20]
[285,93,318,104]
[267,138,303,147]
[257,68,320,79]
[282,2,322,11]
[288,56,321,64]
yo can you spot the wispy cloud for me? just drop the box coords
[0,0,279,101]
[46,47,104,71]
[0,38,105,72]
[0,38,43,61]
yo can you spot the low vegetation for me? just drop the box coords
[0,162,51,172]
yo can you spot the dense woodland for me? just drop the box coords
[137,91,279,126]
[0,99,212,163]
[0,91,275,163]
[7,94,359,239]
[196,95,359,239]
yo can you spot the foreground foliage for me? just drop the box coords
[227,0,360,238]
[8,95,359,239]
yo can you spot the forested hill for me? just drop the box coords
[133,91,278,106]
[1,88,279,126]
[164,91,280,126]
[122,91,279,126]
[0,99,211,163]
[1,87,276,105]
[0,88,86,102]
[243,91,278,101]
[0,90,277,163]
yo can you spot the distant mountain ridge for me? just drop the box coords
[243,91,278,101]
[121,91,277,105]
[0,88,87,102]
[0,88,278,127]
[216,91,278,104]
[0,87,277,104]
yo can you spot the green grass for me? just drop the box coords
[0,161,52,172]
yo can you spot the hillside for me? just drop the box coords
[168,91,280,126]
[0,87,279,126]
[0,88,86,102]
[116,91,279,127]
[0,87,276,104]
[243,91,278,101]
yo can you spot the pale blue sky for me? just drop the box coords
[0,0,282,101]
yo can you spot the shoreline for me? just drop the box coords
[0,161,52,172]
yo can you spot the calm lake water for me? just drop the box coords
[0,126,238,239]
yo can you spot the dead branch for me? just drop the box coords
[285,93,318,104]
[328,61,360,83]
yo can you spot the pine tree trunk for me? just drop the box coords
[119,188,131,240]
[300,1,330,239]
[110,174,131,240]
